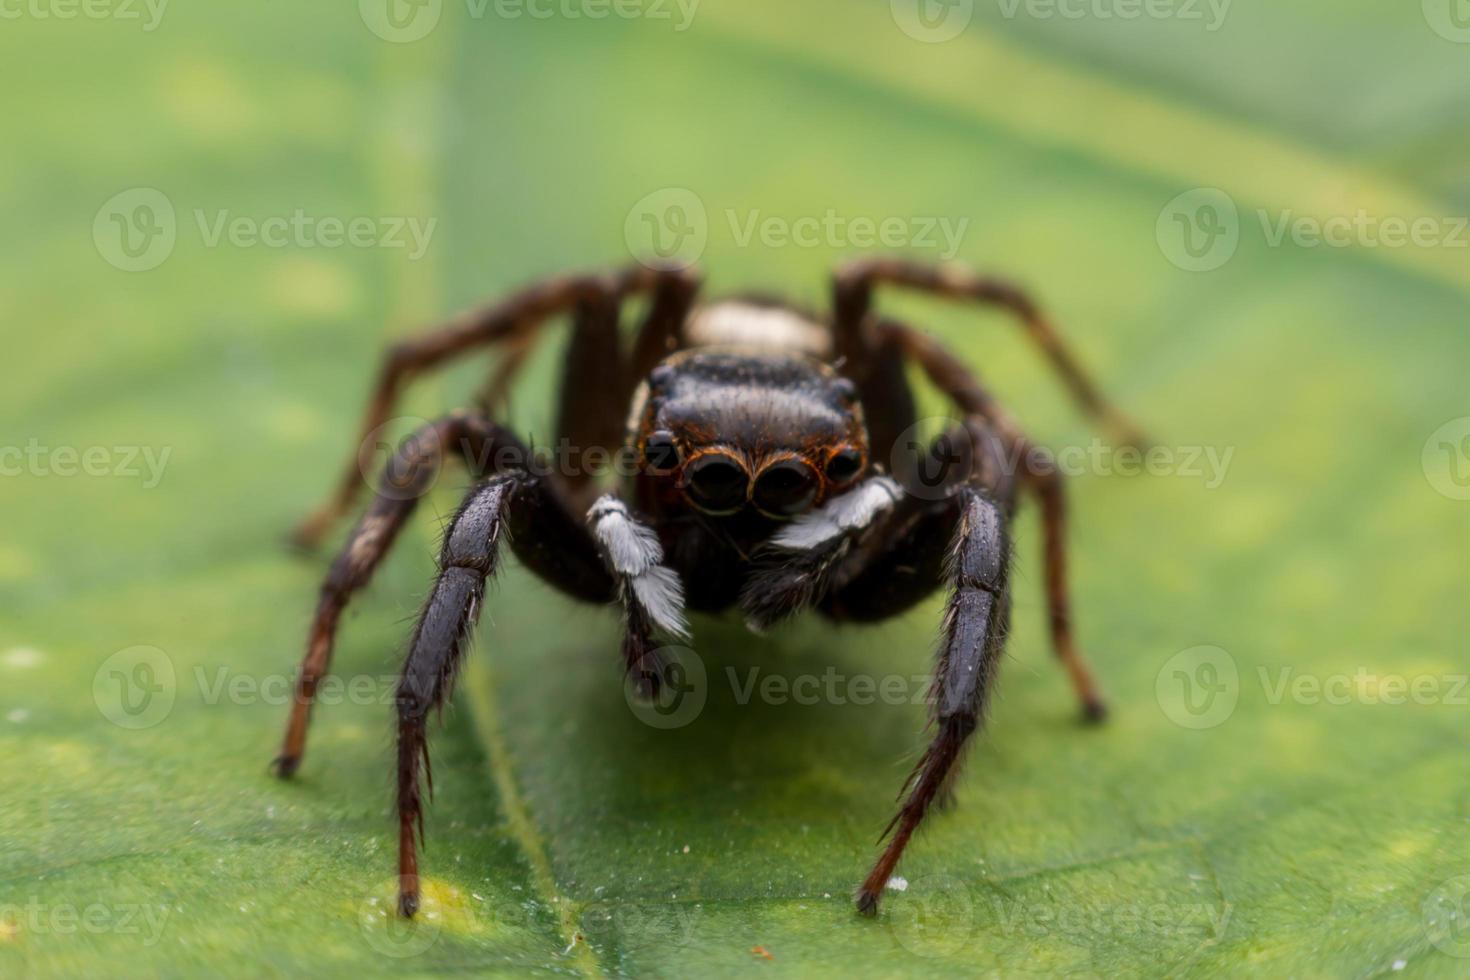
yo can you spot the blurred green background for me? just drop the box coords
[2,1,1469,976]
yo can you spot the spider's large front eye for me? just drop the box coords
[643,430,680,474]
[753,458,819,518]
[685,453,749,513]
[825,447,864,485]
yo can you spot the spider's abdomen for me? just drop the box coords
[683,300,833,360]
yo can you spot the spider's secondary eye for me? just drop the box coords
[825,447,864,484]
[685,454,749,513]
[643,430,680,474]
[753,459,819,518]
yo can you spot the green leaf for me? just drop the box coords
[3,2,1468,977]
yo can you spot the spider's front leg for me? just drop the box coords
[849,486,1014,916]
[394,473,606,917]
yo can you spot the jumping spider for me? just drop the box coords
[273,258,1144,918]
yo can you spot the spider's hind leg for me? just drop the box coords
[292,265,698,550]
[831,257,1147,448]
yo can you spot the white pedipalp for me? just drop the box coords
[631,565,690,640]
[589,497,663,576]
[771,476,903,552]
[588,495,690,639]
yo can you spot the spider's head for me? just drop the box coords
[629,350,869,520]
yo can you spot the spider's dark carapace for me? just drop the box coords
[272,258,1145,918]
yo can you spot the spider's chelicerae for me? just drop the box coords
[273,258,1144,918]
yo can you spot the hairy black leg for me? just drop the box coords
[881,321,1107,721]
[396,477,518,917]
[293,265,694,550]
[831,257,1146,448]
[855,488,1013,916]
[586,495,689,698]
[275,413,518,777]
[276,414,615,778]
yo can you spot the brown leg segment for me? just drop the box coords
[291,265,694,550]
[1026,454,1106,721]
[831,257,1147,448]
[627,265,702,381]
